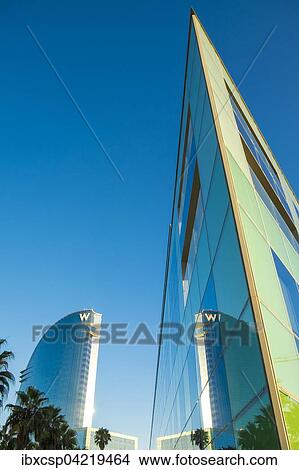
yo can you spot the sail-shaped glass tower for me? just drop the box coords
[150,10,299,450]
[20,309,101,429]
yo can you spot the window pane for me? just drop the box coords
[272,250,299,351]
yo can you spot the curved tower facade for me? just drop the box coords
[20,309,101,429]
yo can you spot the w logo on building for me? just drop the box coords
[79,311,91,322]
[197,310,222,323]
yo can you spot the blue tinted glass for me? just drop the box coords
[178,126,193,221]
[204,149,229,259]
[230,96,293,221]
[234,392,279,449]
[272,251,299,351]
[201,271,217,312]
[195,220,212,300]
[213,208,248,318]
[250,169,298,253]
[180,139,197,251]
[151,27,281,449]
[20,311,100,429]
[197,126,218,204]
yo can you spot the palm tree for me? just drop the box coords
[191,428,209,449]
[38,405,63,449]
[58,422,77,450]
[0,424,16,449]
[5,386,48,449]
[94,427,111,450]
[0,339,14,409]
[38,406,77,450]
[238,405,280,450]
[3,387,77,450]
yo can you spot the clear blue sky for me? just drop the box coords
[0,0,298,449]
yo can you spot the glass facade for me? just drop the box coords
[20,309,101,429]
[150,11,299,450]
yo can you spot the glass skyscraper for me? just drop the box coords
[20,309,101,429]
[150,10,299,450]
